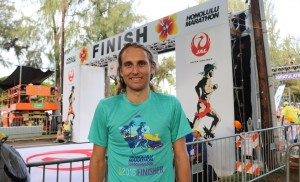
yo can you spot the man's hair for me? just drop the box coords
[203,63,216,76]
[116,42,156,94]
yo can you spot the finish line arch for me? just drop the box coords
[63,0,235,176]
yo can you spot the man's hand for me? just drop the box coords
[213,84,218,90]
[191,155,196,161]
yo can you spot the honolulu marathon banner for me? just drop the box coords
[176,0,235,175]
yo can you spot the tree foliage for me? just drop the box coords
[265,0,281,67]
[264,0,300,101]
[153,56,176,94]
[0,0,15,68]
[0,0,45,70]
[64,0,145,52]
[34,0,144,97]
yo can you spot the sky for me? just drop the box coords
[0,0,299,78]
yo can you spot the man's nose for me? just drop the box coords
[132,65,139,74]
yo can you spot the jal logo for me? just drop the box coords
[68,69,74,82]
[191,32,210,57]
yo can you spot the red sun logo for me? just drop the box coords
[191,32,211,57]
[68,69,74,82]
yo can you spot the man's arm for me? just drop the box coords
[195,83,201,98]
[89,144,107,182]
[173,137,191,182]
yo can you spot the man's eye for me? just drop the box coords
[139,62,146,66]
[124,63,132,67]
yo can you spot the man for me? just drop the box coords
[88,42,191,181]
[191,128,207,163]
[191,128,218,182]
[193,63,221,139]
[53,119,71,144]
[281,101,299,125]
[281,101,299,143]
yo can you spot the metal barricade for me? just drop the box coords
[286,143,300,182]
[0,115,62,140]
[186,124,299,182]
[21,124,299,181]
[26,157,90,182]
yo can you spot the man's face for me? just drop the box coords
[193,131,200,138]
[209,69,214,77]
[120,47,155,93]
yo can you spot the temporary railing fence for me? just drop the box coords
[286,143,300,182]
[0,115,62,139]
[26,157,91,182]
[22,124,299,182]
[186,124,299,182]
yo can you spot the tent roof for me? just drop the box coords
[0,66,54,90]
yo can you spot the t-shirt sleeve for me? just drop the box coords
[88,100,108,147]
[170,97,193,142]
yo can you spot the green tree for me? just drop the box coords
[280,35,300,65]
[262,1,300,101]
[37,0,144,98]
[279,35,300,102]
[37,0,66,92]
[0,0,15,68]
[0,0,45,69]
[0,0,42,69]
[153,56,175,94]
[63,0,145,97]
[265,0,281,67]
[65,0,144,49]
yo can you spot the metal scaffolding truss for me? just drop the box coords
[271,65,300,75]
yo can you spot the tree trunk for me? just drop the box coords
[105,67,112,97]
[60,0,66,115]
[251,0,272,128]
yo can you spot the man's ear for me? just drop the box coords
[119,68,123,77]
[151,62,156,74]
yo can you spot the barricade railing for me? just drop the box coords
[26,157,91,182]
[21,124,299,181]
[186,124,299,182]
[0,115,62,139]
[286,143,300,182]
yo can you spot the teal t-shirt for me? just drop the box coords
[88,91,192,181]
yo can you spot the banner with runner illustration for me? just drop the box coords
[64,51,105,143]
[175,0,235,176]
